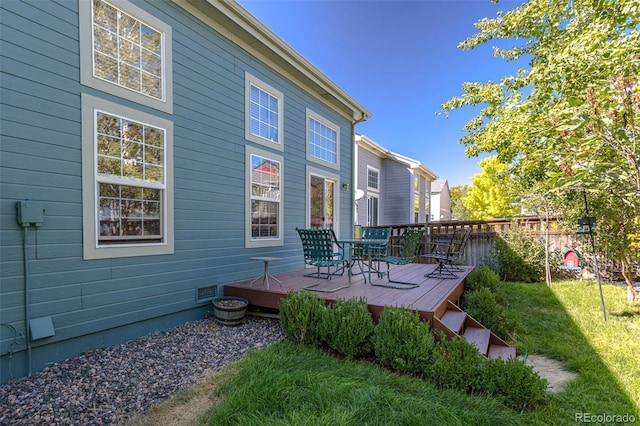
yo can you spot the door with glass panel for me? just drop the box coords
[309,174,336,229]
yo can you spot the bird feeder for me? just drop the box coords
[577,216,596,235]
[560,247,583,271]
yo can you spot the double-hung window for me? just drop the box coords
[306,109,339,168]
[246,147,283,247]
[82,94,174,259]
[366,167,380,226]
[245,72,284,150]
[79,0,173,113]
[367,167,379,191]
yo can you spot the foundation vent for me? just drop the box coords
[196,285,218,303]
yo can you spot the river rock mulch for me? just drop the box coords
[0,316,285,426]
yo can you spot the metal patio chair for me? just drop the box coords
[369,227,426,289]
[350,227,392,281]
[423,227,471,279]
[296,227,349,292]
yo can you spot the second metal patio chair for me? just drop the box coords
[350,227,392,282]
[296,227,349,293]
[369,227,426,289]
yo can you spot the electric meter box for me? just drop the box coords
[17,200,44,227]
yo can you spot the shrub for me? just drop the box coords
[490,225,546,282]
[465,265,501,294]
[279,290,327,347]
[424,333,483,392]
[461,288,519,341]
[320,298,375,359]
[476,357,548,410]
[373,306,434,374]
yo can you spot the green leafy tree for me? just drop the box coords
[441,0,639,302]
[450,185,472,220]
[463,156,519,219]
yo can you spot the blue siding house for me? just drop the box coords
[0,0,370,383]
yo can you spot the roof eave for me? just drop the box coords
[177,0,371,122]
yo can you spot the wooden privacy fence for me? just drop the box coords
[372,218,637,280]
[379,217,574,268]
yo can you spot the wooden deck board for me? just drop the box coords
[223,263,472,322]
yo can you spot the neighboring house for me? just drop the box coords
[0,0,370,383]
[430,179,452,221]
[354,135,437,226]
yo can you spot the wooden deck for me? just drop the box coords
[223,262,471,323]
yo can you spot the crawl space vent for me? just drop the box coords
[196,285,218,303]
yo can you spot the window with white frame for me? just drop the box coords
[367,167,379,191]
[82,94,173,259]
[306,108,339,167]
[79,0,173,113]
[367,195,379,226]
[246,147,283,247]
[245,72,284,150]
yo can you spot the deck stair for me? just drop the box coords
[433,301,516,360]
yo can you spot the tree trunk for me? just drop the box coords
[621,258,639,303]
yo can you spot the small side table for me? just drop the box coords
[249,257,283,289]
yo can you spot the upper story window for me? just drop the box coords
[82,94,174,259]
[79,0,173,113]
[246,146,284,248]
[367,167,379,191]
[245,72,284,150]
[93,0,162,99]
[306,108,339,168]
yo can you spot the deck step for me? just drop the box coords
[440,310,467,334]
[463,327,490,356]
[488,344,516,360]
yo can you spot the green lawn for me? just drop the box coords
[506,281,640,425]
[132,281,640,425]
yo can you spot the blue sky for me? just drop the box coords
[238,0,527,187]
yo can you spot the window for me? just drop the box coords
[79,0,173,113]
[82,94,174,259]
[246,147,283,247]
[367,196,379,226]
[306,109,340,168]
[245,72,284,150]
[367,167,379,191]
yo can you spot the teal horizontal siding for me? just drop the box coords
[1,0,354,382]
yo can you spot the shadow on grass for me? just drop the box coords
[505,281,640,425]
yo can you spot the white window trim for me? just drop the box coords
[82,93,174,259]
[367,166,380,192]
[305,165,341,234]
[245,146,284,248]
[79,0,173,114]
[244,72,284,151]
[306,108,340,170]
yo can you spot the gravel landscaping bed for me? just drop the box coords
[0,316,285,425]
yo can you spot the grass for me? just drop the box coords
[128,281,640,426]
[506,281,640,425]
